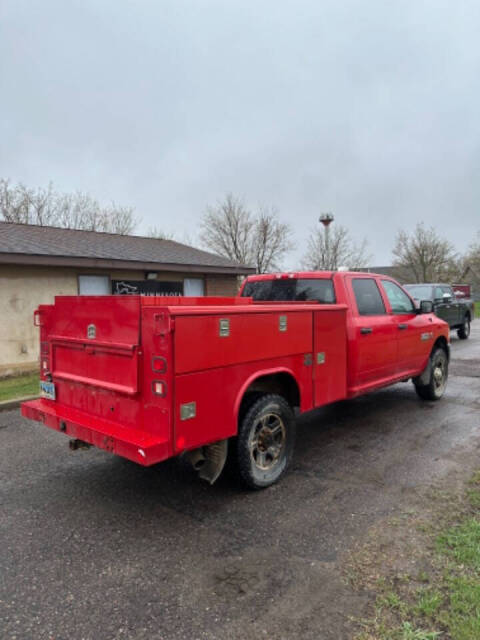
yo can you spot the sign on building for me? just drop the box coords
[112,280,183,296]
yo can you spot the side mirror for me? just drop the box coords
[419,300,434,314]
[442,293,452,303]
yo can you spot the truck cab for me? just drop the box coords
[404,283,473,339]
[240,271,449,396]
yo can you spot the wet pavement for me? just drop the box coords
[1,324,479,639]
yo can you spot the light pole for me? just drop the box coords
[319,213,334,269]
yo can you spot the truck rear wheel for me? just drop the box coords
[234,394,295,490]
[414,346,448,401]
[457,316,470,340]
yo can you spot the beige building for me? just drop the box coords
[0,222,254,376]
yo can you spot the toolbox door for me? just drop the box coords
[313,308,347,407]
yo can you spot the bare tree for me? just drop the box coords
[146,226,201,248]
[0,180,58,226]
[0,179,138,234]
[146,226,176,240]
[301,224,371,270]
[464,232,480,266]
[200,194,293,272]
[200,194,254,265]
[392,223,458,282]
[253,206,294,273]
[458,232,480,282]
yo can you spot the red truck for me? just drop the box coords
[22,271,450,489]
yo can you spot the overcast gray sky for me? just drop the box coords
[1,0,479,267]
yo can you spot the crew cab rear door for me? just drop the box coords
[346,276,398,388]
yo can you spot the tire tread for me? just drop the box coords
[414,346,448,401]
[457,316,470,340]
[234,393,295,490]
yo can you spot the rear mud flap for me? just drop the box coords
[196,439,228,485]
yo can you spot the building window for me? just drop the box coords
[78,275,110,295]
[184,278,205,296]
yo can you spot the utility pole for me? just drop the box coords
[319,213,334,269]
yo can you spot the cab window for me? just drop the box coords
[440,286,453,298]
[241,278,335,303]
[404,284,433,300]
[381,280,415,314]
[434,286,444,301]
[352,278,386,315]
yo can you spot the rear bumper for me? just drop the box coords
[21,399,171,466]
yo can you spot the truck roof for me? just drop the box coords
[404,283,449,288]
[245,270,392,280]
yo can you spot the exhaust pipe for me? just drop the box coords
[69,439,91,451]
[187,448,206,470]
[186,440,228,484]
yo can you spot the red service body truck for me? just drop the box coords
[22,271,450,489]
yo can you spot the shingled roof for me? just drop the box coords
[0,222,254,275]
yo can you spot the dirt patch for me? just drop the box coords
[342,469,480,639]
[184,550,372,640]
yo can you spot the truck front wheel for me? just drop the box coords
[414,347,448,401]
[457,316,470,340]
[234,394,295,489]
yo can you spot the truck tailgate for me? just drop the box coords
[49,296,140,394]
[22,295,174,465]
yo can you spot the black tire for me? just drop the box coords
[233,394,295,490]
[414,347,448,401]
[457,316,470,340]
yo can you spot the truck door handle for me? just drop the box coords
[360,327,372,334]
[398,323,408,330]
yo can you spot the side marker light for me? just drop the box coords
[152,381,167,396]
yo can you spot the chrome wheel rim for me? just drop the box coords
[433,355,447,393]
[250,413,286,471]
[465,320,470,336]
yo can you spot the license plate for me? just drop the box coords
[40,381,56,400]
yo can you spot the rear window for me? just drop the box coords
[241,278,336,303]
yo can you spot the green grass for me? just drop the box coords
[377,591,410,619]
[475,301,480,318]
[438,577,480,640]
[0,372,39,402]
[353,472,480,640]
[397,622,441,640]
[414,590,443,618]
[437,519,480,569]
